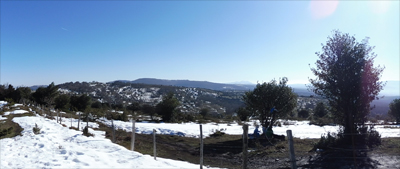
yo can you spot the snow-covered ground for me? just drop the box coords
[0,101,7,107]
[1,101,399,168]
[0,116,6,120]
[3,109,29,116]
[97,119,400,139]
[0,115,219,169]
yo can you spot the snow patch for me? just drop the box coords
[3,110,29,116]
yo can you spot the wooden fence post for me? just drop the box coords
[200,124,203,169]
[70,113,72,128]
[153,129,157,160]
[242,124,248,169]
[58,110,61,124]
[287,130,297,169]
[131,120,135,151]
[78,112,80,130]
[112,119,116,143]
[57,111,59,123]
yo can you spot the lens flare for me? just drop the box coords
[309,0,339,19]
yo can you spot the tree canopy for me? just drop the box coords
[388,99,400,124]
[141,104,156,120]
[308,30,385,140]
[70,94,91,112]
[236,107,252,121]
[242,77,297,129]
[55,94,70,111]
[314,102,328,118]
[156,92,180,122]
[0,85,31,104]
[298,109,309,119]
[32,82,59,106]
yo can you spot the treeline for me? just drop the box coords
[0,84,32,104]
[0,82,92,111]
[0,82,231,123]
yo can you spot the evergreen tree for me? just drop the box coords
[236,107,251,121]
[309,30,385,143]
[388,99,400,124]
[242,77,297,129]
[32,82,59,106]
[298,109,309,119]
[156,93,180,122]
[314,102,328,118]
[199,108,209,118]
[141,104,156,120]
[55,94,70,111]
[70,94,91,112]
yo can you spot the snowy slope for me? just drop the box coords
[0,115,219,169]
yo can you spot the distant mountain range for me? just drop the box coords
[112,78,399,97]
[107,78,399,116]
[112,78,257,91]
[29,85,47,91]
[27,78,398,117]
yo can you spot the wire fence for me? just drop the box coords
[9,103,399,169]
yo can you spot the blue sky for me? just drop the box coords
[1,1,399,87]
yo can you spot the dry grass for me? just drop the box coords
[0,107,35,139]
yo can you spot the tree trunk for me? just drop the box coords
[268,112,276,129]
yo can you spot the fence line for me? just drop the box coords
[242,124,248,169]
[200,124,203,169]
[24,105,391,168]
[131,120,135,151]
[153,129,157,160]
[287,130,297,169]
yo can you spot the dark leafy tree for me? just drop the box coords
[0,84,17,102]
[199,108,209,118]
[0,85,30,104]
[0,85,5,100]
[141,104,156,120]
[32,87,46,105]
[156,93,180,122]
[16,87,32,103]
[70,94,91,112]
[91,101,102,109]
[55,94,70,111]
[309,30,385,143]
[44,82,59,106]
[242,77,297,129]
[101,102,111,109]
[388,99,400,124]
[236,107,251,121]
[298,109,309,119]
[314,102,328,118]
[32,82,59,106]
[111,103,124,110]
[127,102,140,112]
[6,84,16,99]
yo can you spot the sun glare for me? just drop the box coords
[368,0,391,14]
[309,0,339,19]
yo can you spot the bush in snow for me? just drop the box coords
[82,126,94,137]
[314,126,381,155]
[274,121,282,127]
[210,129,225,137]
[69,126,78,130]
[33,123,41,134]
